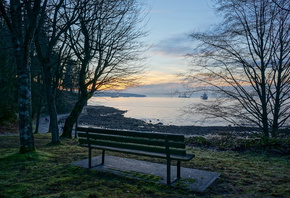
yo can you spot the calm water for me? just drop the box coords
[88,97,231,126]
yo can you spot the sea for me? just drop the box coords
[88,97,231,126]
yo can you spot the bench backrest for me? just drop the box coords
[77,127,187,156]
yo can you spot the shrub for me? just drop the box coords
[186,134,290,155]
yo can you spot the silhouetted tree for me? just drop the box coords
[183,0,289,137]
[0,0,41,152]
[34,0,79,143]
[30,48,45,134]
[62,0,147,137]
[0,17,17,122]
[0,37,17,122]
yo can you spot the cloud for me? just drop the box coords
[151,34,196,57]
[138,71,184,84]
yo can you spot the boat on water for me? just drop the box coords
[178,93,190,98]
[201,93,208,100]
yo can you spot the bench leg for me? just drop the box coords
[89,148,92,168]
[101,150,105,164]
[167,159,171,184]
[177,161,181,179]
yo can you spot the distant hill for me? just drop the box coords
[94,92,146,98]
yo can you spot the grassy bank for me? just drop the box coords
[0,134,289,197]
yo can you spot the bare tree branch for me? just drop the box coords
[62,0,148,137]
[183,0,290,137]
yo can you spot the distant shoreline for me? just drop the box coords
[78,105,259,137]
[94,92,146,98]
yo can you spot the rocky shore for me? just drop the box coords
[78,106,259,137]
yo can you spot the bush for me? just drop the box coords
[0,104,17,123]
[186,134,290,155]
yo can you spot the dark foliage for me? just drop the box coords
[186,134,290,155]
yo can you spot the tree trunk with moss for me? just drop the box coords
[0,0,41,153]
[17,59,35,153]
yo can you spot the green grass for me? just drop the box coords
[0,134,289,197]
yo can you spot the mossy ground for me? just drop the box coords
[0,133,289,197]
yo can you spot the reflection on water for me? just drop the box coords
[88,97,232,126]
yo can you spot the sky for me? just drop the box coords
[125,0,222,96]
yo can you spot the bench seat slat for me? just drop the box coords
[79,144,195,161]
[79,138,186,156]
[77,127,184,141]
[78,132,186,149]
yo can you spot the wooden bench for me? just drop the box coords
[77,126,195,184]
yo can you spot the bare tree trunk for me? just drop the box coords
[48,96,59,142]
[34,95,42,134]
[43,63,60,143]
[62,94,89,138]
[34,72,45,134]
[261,66,270,137]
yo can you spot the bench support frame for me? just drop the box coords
[80,127,194,185]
